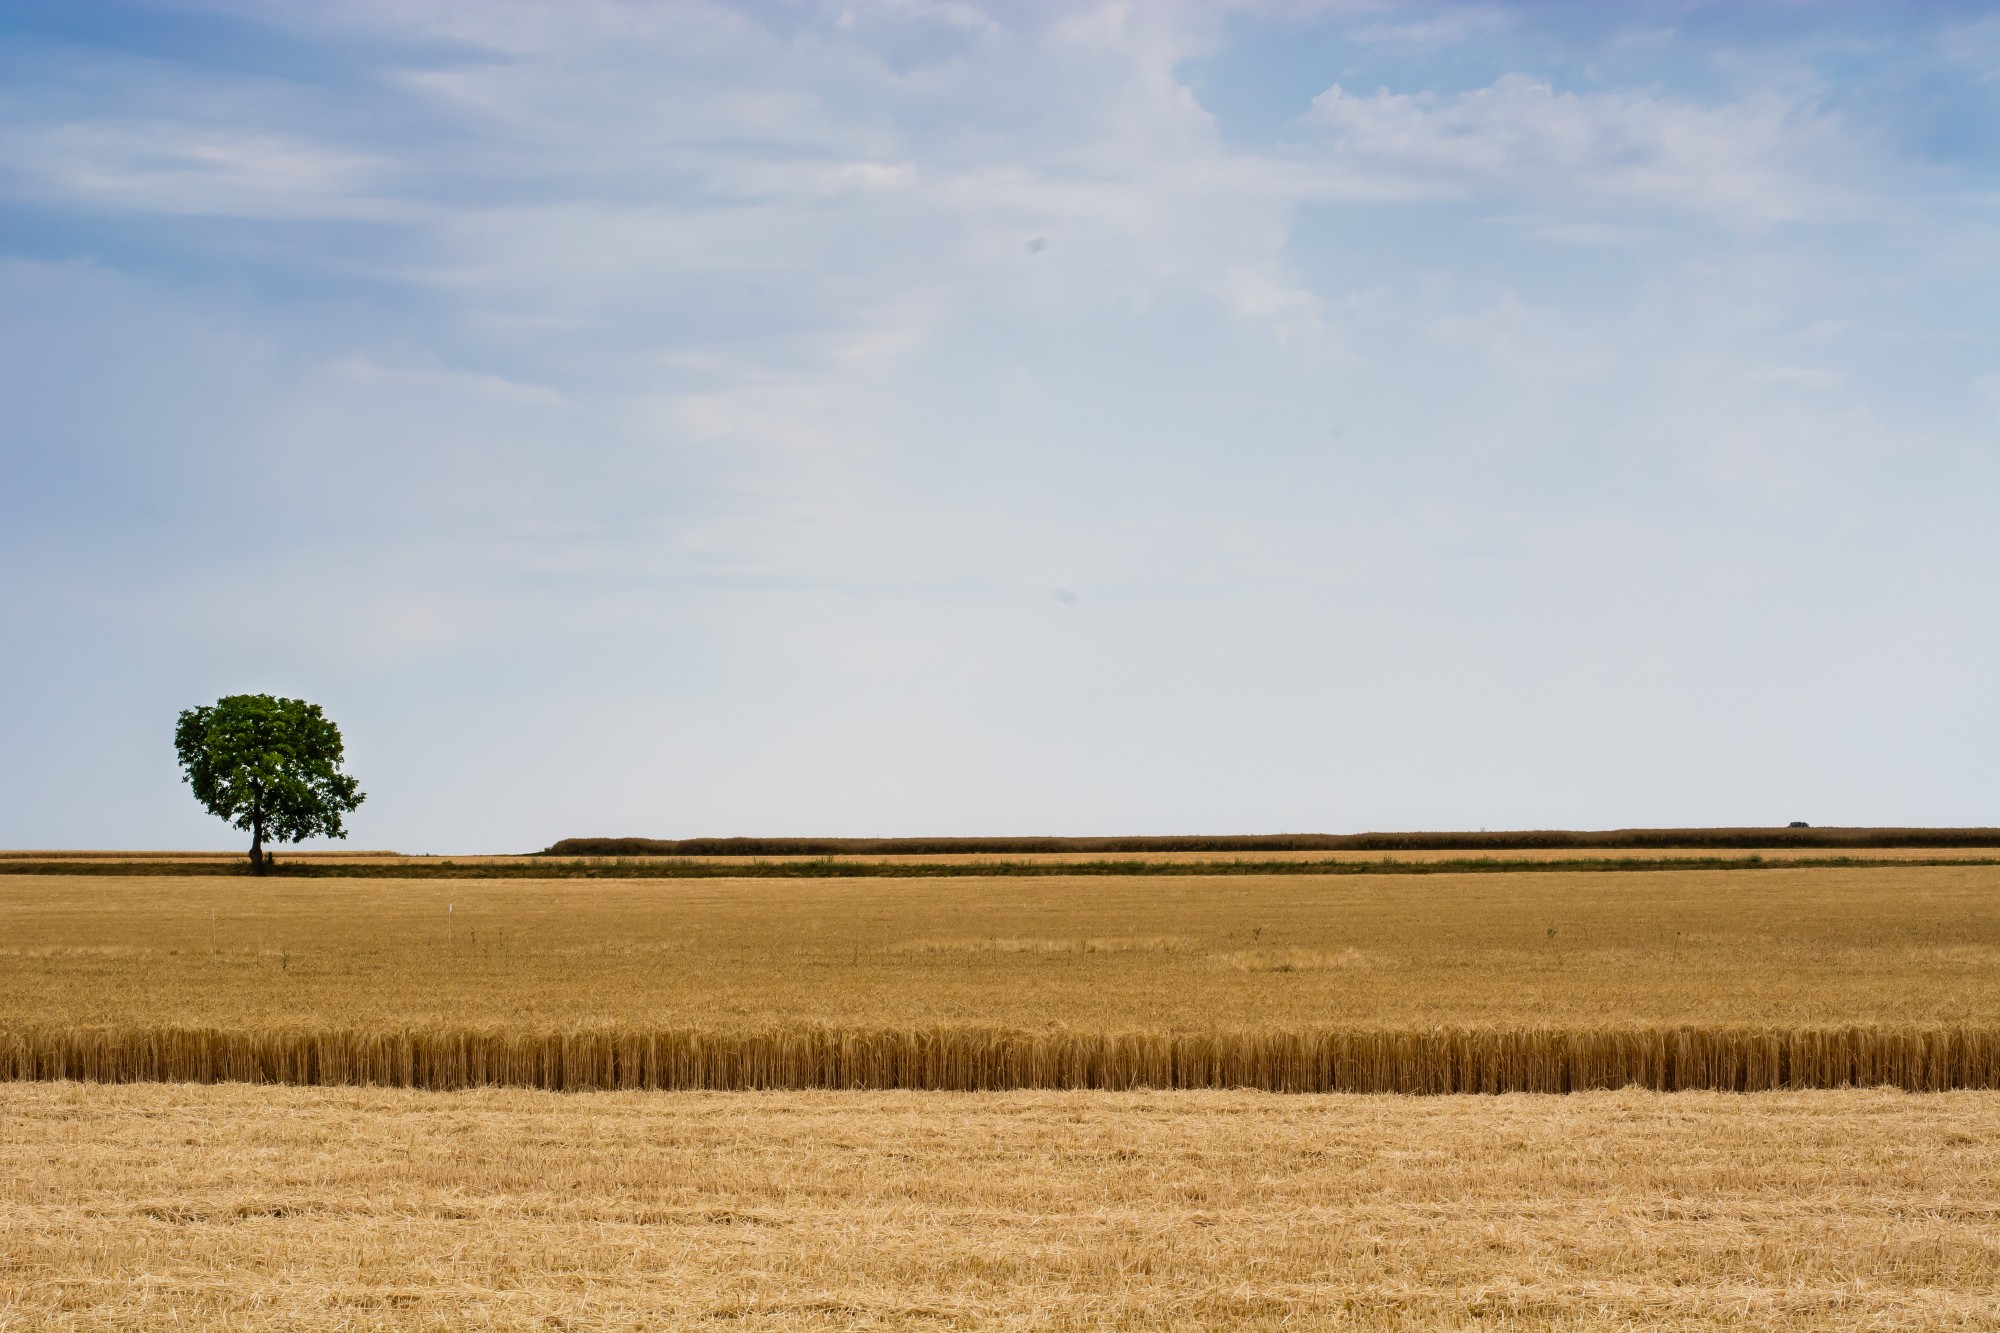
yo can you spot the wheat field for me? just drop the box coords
[4,1082,1996,1330]
[4,864,1995,1032]
[6,860,1997,1325]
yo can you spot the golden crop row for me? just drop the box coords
[7,1024,1997,1094]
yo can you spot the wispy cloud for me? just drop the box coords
[329,357,569,407]
[0,118,395,219]
[1305,72,1855,229]
[1349,7,1509,48]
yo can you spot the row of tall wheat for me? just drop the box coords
[6,1025,1998,1093]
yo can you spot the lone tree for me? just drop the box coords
[174,694,365,873]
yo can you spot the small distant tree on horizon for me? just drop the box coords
[174,694,365,874]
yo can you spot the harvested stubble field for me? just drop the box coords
[3,1082,1997,1330]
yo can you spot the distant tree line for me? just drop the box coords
[541,828,2000,857]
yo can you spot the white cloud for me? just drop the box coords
[304,1,1332,382]
[1221,267,1344,360]
[1738,365,1842,392]
[1305,72,1854,229]
[0,119,395,220]
[1349,8,1509,48]
[1502,216,1659,247]
[1425,292,1616,382]
[329,357,570,407]
[1938,13,2000,84]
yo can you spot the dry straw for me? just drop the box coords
[4,1024,1996,1093]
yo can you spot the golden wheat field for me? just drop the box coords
[4,864,1996,1031]
[3,1082,1997,1331]
[5,861,1998,1328]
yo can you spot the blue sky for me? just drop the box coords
[2,1,1996,851]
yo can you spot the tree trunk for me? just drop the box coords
[250,807,265,875]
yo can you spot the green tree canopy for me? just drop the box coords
[174,694,365,872]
